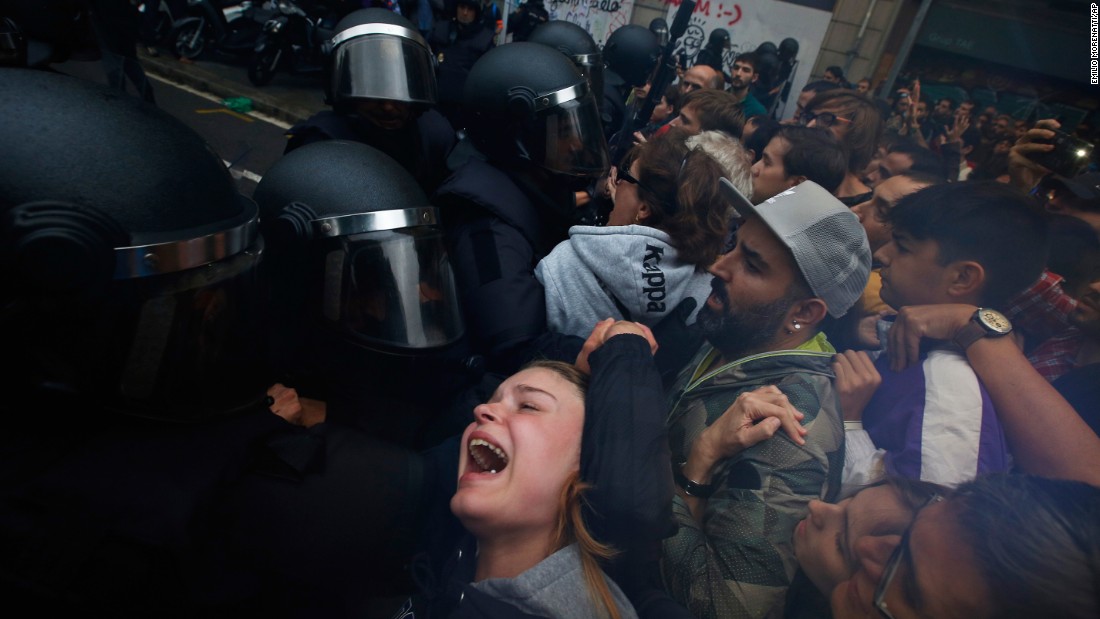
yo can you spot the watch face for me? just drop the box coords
[977,308,1012,334]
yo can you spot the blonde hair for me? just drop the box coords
[519,360,620,618]
[551,471,622,619]
[517,360,616,615]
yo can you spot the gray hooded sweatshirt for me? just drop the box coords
[471,544,639,619]
[535,225,711,338]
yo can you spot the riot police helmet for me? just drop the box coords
[462,42,609,179]
[527,20,603,108]
[253,140,464,354]
[326,8,437,109]
[707,28,730,49]
[602,24,659,88]
[648,18,669,48]
[778,37,799,62]
[754,48,781,88]
[0,69,267,421]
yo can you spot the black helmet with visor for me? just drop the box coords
[463,42,609,179]
[527,20,604,112]
[254,140,464,356]
[327,8,437,109]
[1,69,268,422]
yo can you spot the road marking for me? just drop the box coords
[223,161,264,184]
[146,71,292,129]
[197,108,255,122]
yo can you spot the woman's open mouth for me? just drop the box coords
[469,437,509,474]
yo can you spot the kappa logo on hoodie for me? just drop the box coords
[642,244,667,313]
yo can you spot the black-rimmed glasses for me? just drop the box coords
[611,165,653,194]
[873,493,944,619]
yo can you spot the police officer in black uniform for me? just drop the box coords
[694,27,730,79]
[429,0,495,130]
[601,24,660,158]
[505,0,547,42]
[526,19,603,112]
[254,139,476,446]
[526,20,613,224]
[433,41,609,376]
[285,8,457,194]
[0,67,286,613]
[0,68,454,617]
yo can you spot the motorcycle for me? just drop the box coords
[139,0,186,49]
[171,0,274,60]
[247,0,339,86]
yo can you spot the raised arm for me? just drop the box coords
[661,373,841,619]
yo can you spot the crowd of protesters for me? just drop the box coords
[2,5,1099,619]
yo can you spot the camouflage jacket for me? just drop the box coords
[660,342,845,619]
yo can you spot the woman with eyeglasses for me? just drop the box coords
[820,473,1099,619]
[784,477,945,618]
[534,128,747,340]
[800,89,884,207]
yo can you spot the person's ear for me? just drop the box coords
[637,202,652,222]
[946,260,985,299]
[787,174,808,189]
[786,297,828,331]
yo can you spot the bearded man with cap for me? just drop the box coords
[598,181,872,619]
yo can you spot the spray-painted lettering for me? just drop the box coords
[662,0,741,24]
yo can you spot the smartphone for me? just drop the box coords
[1027,129,1095,177]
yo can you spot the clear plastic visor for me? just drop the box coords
[521,94,610,178]
[573,57,604,108]
[321,226,463,350]
[331,36,437,105]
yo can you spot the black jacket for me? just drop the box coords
[432,156,580,375]
[285,109,457,194]
[429,19,494,126]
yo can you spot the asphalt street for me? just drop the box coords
[53,48,329,197]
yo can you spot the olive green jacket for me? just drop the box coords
[661,338,845,619]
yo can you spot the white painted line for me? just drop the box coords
[146,71,292,129]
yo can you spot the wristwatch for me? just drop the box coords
[673,461,716,499]
[953,307,1013,350]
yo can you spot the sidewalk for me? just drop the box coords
[138,48,328,126]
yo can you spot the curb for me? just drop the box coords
[138,49,321,126]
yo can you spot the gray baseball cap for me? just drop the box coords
[720,179,872,317]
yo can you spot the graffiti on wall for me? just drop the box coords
[662,0,833,119]
[545,0,635,46]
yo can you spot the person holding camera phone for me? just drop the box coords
[1009,118,1099,236]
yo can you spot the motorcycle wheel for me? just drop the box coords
[248,47,281,87]
[152,12,173,45]
[174,23,206,60]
